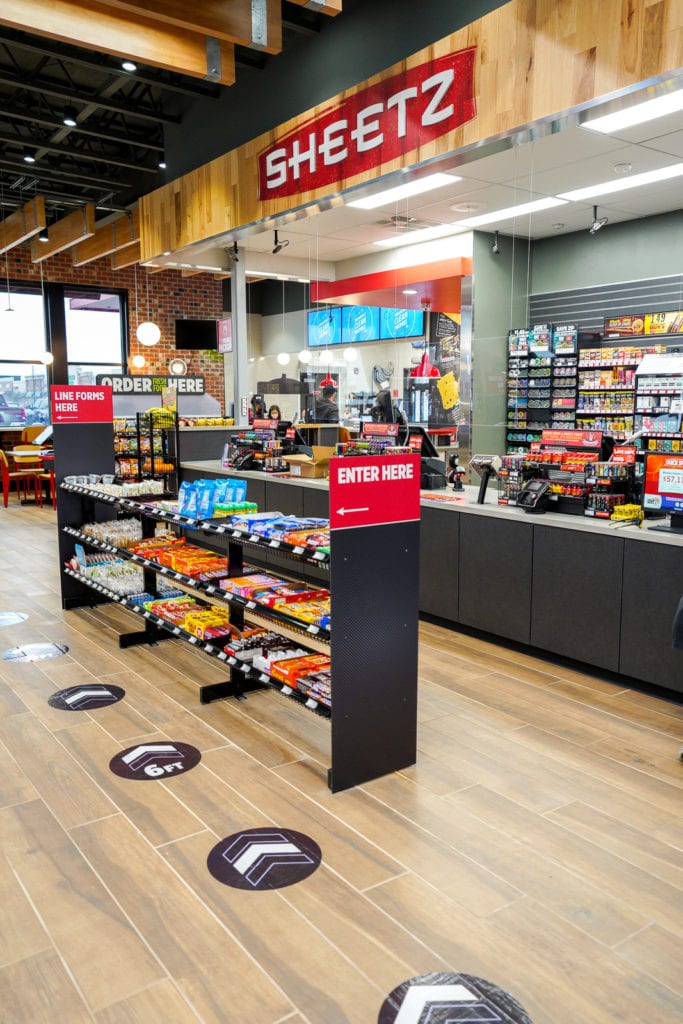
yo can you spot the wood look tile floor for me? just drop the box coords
[1,504,682,1023]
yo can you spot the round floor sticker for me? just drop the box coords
[207,827,321,891]
[109,741,201,780]
[378,972,533,1023]
[0,612,28,627]
[48,684,126,711]
[2,642,69,662]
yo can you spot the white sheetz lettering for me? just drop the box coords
[264,69,457,191]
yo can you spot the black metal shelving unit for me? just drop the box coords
[58,477,419,792]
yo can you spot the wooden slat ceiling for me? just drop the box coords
[0,1,340,271]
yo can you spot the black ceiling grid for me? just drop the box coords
[0,3,330,222]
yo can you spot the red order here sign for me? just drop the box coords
[329,453,421,530]
[50,385,113,424]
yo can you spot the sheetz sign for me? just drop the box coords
[259,48,476,199]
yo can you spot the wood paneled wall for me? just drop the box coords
[139,0,683,260]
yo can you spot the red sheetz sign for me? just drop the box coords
[329,454,421,530]
[259,48,476,200]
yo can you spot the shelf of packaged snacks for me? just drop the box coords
[62,524,331,643]
[59,483,331,567]
[62,565,330,716]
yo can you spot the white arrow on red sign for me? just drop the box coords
[335,506,370,516]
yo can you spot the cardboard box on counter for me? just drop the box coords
[283,445,335,478]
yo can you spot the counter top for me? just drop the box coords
[181,460,683,546]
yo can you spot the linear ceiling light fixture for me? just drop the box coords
[456,196,568,228]
[374,222,469,249]
[582,86,683,134]
[348,172,462,210]
[558,162,683,202]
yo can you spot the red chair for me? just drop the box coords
[0,449,40,507]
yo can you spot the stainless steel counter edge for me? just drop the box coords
[181,461,683,546]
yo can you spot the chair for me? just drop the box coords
[0,450,40,507]
[11,445,55,509]
[21,426,45,443]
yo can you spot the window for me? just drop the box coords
[0,287,49,424]
[64,289,125,382]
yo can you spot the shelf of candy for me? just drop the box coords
[497,454,538,505]
[575,415,633,438]
[584,492,626,518]
[219,627,332,715]
[578,344,665,368]
[81,517,143,549]
[64,552,182,599]
[201,508,331,565]
[636,432,683,453]
[217,571,330,639]
[178,415,235,428]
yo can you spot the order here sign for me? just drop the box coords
[50,385,113,424]
[329,453,421,530]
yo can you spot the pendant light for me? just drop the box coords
[135,263,160,345]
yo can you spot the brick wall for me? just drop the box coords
[5,246,227,411]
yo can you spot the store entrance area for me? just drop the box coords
[1,505,681,1024]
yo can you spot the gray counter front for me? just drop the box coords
[181,460,683,694]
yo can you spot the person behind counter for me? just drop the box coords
[315,384,339,422]
[267,404,282,422]
[248,394,265,424]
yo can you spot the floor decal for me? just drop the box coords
[110,741,201,780]
[378,973,533,1024]
[3,642,69,662]
[207,827,322,890]
[48,684,125,710]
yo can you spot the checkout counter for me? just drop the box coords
[180,458,683,696]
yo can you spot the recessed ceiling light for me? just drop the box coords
[456,196,568,228]
[122,60,137,72]
[582,86,683,133]
[552,223,565,230]
[558,162,683,202]
[613,162,632,175]
[348,173,461,210]
[402,289,419,295]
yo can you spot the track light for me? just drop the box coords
[272,230,289,255]
[63,107,77,127]
[225,241,239,263]
[23,149,36,164]
[38,225,49,243]
[491,230,500,255]
[589,205,608,234]
[122,60,137,72]
[158,160,166,170]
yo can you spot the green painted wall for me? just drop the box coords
[531,210,683,293]
[471,231,531,456]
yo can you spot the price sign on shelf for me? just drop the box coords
[329,453,420,530]
[611,446,637,465]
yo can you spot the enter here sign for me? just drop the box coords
[329,454,421,530]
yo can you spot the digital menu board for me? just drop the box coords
[307,307,342,347]
[341,305,380,343]
[380,307,425,340]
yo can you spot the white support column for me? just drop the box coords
[230,248,249,426]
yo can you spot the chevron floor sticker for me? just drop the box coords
[378,972,533,1024]
[3,642,69,662]
[48,684,126,711]
[0,612,28,626]
[207,827,322,890]
[110,741,201,780]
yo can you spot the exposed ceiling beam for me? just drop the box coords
[144,264,166,274]
[0,29,221,98]
[110,238,141,269]
[72,208,139,266]
[0,157,127,190]
[213,272,231,280]
[0,195,45,254]
[180,268,204,277]
[0,68,180,123]
[0,131,160,175]
[0,187,128,214]
[286,0,341,15]
[0,0,236,86]
[95,0,282,54]
[30,202,95,261]
[1,107,164,152]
